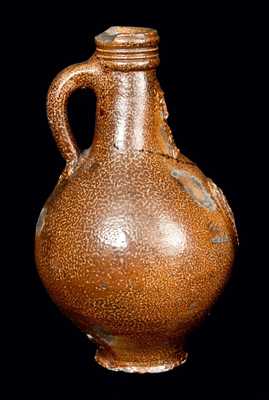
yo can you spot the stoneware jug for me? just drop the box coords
[35,26,238,373]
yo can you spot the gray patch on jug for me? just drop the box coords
[99,282,108,290]
[171,169,216,211]
[87,333,95,342]
[189,302,197,310]
[211,234,230,244]
[90,325,115,345]
[36,206,47,236]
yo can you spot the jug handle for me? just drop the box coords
[47,58,100,176]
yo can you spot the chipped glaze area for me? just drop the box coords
[35,26,238,373]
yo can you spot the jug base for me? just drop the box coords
[95,347,188,374]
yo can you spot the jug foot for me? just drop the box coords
[95,346,188,373]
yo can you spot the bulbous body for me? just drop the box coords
[35,27,237,373]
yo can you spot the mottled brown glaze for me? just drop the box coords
[35,26,238,373]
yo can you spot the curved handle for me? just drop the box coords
[47,57,100,175]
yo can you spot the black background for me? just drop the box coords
[6,2,267,399]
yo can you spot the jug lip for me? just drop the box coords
[95,26,159,49]
[94,26,160,70]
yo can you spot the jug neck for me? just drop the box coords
[89,27,178,158]
[93,69,163,153]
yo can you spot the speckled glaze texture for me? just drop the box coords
[35,27,238,373]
